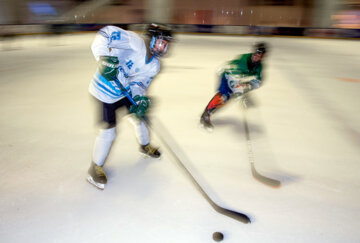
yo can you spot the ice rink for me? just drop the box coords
[0,32,360,243]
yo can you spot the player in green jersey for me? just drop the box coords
[200,42,267,130]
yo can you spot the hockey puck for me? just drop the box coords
[212,232,224,241]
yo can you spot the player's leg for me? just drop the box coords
[87,100,119,189]
[205,92,229,114]
[129,118,161,158]
[200,92,229,130]
[200,74,231,129]
[88,126,116,189]
[125,98,161,158]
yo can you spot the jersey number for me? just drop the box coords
[110,32,121,42]
[126,60,134,69]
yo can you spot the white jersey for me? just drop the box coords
[89,25,160,104]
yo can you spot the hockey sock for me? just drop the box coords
[129,117,150,146]
[205,93,227,114]
[92,127,116,167]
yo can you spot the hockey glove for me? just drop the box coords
[98,56,120,81]
[249,79,261,90]
[129,95,150,119]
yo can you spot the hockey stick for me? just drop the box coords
[241,106,281,188]
[116,79,251,224]
[147,117,251,224]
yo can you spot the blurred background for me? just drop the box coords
[0,0,359,37]
[0,1,360,243]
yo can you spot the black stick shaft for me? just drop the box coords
[148,117,251,224]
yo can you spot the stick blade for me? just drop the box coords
[251,163,281,188]
[214,206,251,224]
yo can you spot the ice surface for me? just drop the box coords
[0,33,360,243]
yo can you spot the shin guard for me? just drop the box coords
[205,93,228,114]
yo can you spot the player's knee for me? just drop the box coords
[220,93,230,102]
[99,127,116,142]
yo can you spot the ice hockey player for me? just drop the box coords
[200,42,267,131]
[87,23,172,189]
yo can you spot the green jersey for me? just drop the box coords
[224,53,263,81]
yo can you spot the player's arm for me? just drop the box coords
[227,54,250,74]
[128,77,153,119]
[248,64,263,90]
[235,59,263,91]
[98,56,119,81]
[90,27,121,81]
[224,55,254,93]
[91,28,112,61]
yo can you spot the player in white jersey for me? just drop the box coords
[87,23,172,190]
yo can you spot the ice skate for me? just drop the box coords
[87,162,107,190]
[140,144,161,158]
[200,111,214,132]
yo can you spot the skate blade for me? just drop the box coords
[87,176,105,190]
[199,123,213,132]
[139,152,161,160]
